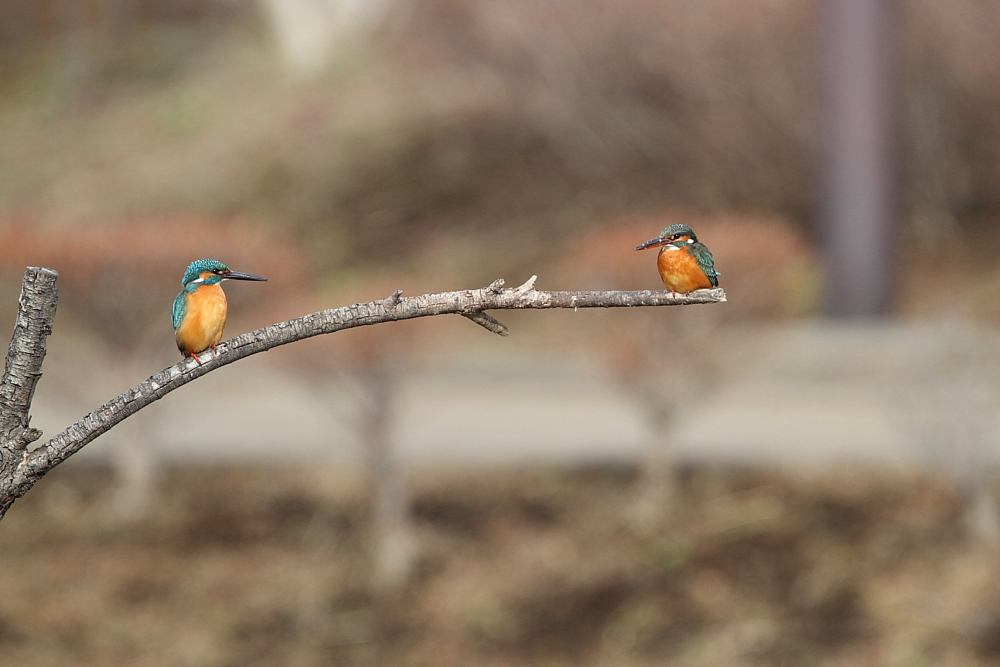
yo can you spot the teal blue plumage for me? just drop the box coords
[687,241,719,287]
[171,291,187,332]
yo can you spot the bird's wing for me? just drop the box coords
[689,243,719,287]
[171,290,187,331]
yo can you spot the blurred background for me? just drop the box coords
[2,0,1000,665]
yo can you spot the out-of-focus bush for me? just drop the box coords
[0,0,999,276]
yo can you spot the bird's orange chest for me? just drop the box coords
[656,246,712,293]
[175,284,228,355]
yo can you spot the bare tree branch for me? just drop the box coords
[0,268,57,451]
[0,268,59,503]
[0,270,725,518]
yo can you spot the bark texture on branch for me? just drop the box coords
[0,268,57,500]
[0,272,724,518]
[0,268,57,444]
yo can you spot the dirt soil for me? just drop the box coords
[0,465,998,667]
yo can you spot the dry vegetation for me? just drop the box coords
[0,0,998,278]
[0,464,996,667]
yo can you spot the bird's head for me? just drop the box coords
[181,259,268,287]
[634,224,698,251]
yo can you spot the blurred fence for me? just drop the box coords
[0,0,247,52]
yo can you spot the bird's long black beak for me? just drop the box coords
[635,237,670,251]
[224,270,268,282]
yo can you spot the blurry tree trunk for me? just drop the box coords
[359,365,413,591]
[88,0,104,39]
[258,0,391,77]
[107,357,160,522]
[51,352,162,522]
[606,307,723,532]
[891,325,1000,546]
[39,0,56,46]
[109,417,158,521]
[964,476,1000,545]
[906,67,959,241]
[944,382,1000,545]
[627,384,679,533]
[139,0,152,29]
[342,318,417,593]
[819,0,898,317]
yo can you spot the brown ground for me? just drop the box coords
[0,464,997,667]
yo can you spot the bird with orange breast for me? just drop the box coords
[635,224,719,293]
[172,259,267,362]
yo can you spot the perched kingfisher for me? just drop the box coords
[172,259,267,361]
[635,223,720,293]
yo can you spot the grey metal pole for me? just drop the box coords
[819,0,898,317]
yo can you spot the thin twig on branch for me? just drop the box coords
[0,270,725,518]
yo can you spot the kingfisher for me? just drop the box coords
[635,223,720,293]
[172,259,267,361]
